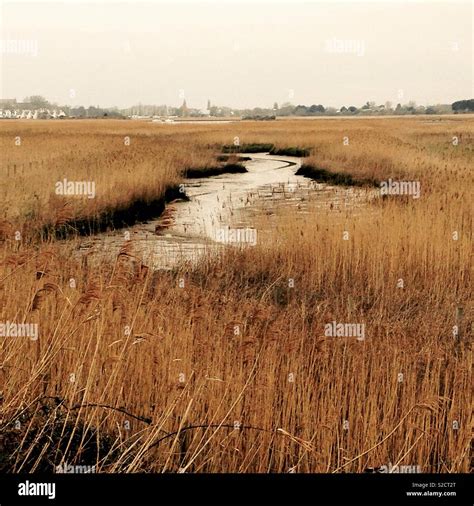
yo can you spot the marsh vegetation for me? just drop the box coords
[0,117,472,473]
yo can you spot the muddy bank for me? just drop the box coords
[216,155,252,162]
[40,162,249,240]
[185,163,247,178]
[296,164,378,187]
[222,144,310,157]
[42,185,188,240]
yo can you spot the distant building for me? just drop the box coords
[179,99,188,117]
[0,107,68,119]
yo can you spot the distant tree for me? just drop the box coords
[340,106,348,113]
[87,106,102,117]
[294,105,309,115]
[278,102,295,116]
[395,103,403,114]
[24,95,49,108]
[348,106,357,113]
[273,102,279,111]
[209,106,219,116]
[306,104,324,114]
[72,106,86,117]
[437,104,453,114]
[219,106,232,116]
[452,99,474,112]
[361,101,377,110]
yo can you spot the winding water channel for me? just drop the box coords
[77,153,370,269]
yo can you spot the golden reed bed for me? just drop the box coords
[0,116,472,472]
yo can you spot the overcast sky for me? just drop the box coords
[0,0,472,109]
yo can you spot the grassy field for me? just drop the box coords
[0,117,472,473]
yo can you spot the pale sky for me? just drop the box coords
[0,0,472,109]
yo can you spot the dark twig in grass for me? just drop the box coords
[145,423,272,453]
[68,403,153,425]
[4,396,154,426]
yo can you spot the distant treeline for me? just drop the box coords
[451,99,474,112]
[237,99,474,118]
[4,95,473,119]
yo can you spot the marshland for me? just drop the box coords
[0,116,472,473]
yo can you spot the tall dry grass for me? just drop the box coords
[0,117,472,473]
